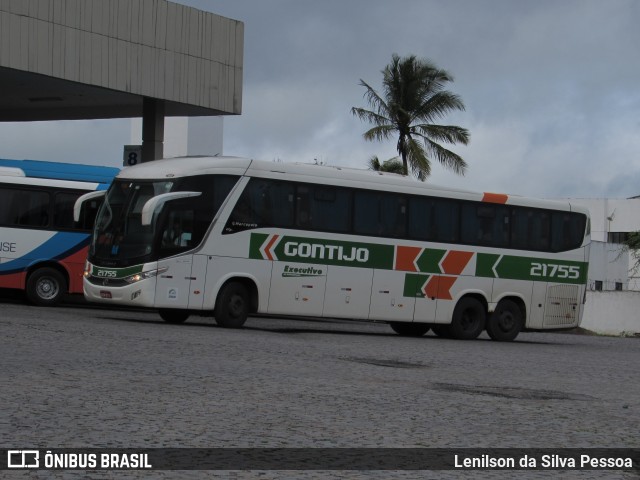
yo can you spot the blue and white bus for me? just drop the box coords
[0,159,119,305]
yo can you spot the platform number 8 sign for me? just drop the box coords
[123,145,142,167]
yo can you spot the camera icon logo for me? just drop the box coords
[7,450,40,468]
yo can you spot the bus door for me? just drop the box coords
[155,255,193,309]
[154,208,201,309]
[369,270,416,322]
[323,265,373,320]
[529,281,548,329]
[412,275,439,323]
[268,261,326,317]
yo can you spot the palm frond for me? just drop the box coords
[363,125,396,142]
[350,107,391,127]
[425,139,468,176]
[405,137,431,181]
[413,124,470,145]
[358,79,390,117]
[413,91,466,123]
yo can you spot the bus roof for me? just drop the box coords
[115,156,582,214]
[0,159,119,184]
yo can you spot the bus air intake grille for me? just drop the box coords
[544,285,579,327]
[87,276,129,287]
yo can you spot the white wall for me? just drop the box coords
[569,197,640,243]
[566,197,640,290]
[581,291,640,335]
[587,241,628,290]
[131,116,224,158]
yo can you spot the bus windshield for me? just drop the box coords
[90,175,239,266]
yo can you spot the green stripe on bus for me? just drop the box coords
[415,248,447,273]
[403,273,430,297]
[249,234,587,285]
[272,235,394,269]
[92,264,143,279]
[249,233,394,268]
[476,253,587,284]
[476,253,501,278]
[249,233,269,260]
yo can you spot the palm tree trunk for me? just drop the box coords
[398,135,408,176]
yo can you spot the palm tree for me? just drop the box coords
[368,155,404,175]
[352,54,470,180]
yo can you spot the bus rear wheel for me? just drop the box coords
[159,309,190,324]
[389,322,430,337]
[449,297,486,340]
[26,267,67,306]
[215,282,249,328]
[486,299,523,342]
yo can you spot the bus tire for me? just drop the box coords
[215,281,249,328]
[486,299,523,342]
[26,267,67,306]
[159,309,190,324]
[431,324,452,338]
[449,297,486,340]
[389,322,430,337]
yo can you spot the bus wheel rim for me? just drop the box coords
[499,311,515,331]
[37,277,58,299]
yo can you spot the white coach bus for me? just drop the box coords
[79,157,590,341]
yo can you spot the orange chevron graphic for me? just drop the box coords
[263,234,279,261]
[395,246,422,272]
[441,251,474,275]
[424,275,457,300]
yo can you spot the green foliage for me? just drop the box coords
[368,155,404,174]
[624,231,640,273]
[352,54,469,180]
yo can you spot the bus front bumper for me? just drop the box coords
[83,277,156,307]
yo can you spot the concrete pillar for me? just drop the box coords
[141,97,165,162]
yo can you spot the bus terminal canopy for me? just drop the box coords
[0,0,243,122]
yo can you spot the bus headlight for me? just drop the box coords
[124,267,168,284]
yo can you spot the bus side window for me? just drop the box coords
[225,179,293,233]
[54,192,80,229]
[0,186,12,225]
[511,208,550,251]
[296,186,312,228]
[354,191,406,238]
[551,212,585,252]
[14,190,50,227]
[461,203,509,247]
[295,184,351,233]
[434,199,459,243]
[161,210,194,249]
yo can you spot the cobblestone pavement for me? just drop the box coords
[1,297,638,479]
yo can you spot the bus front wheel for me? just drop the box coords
[389,322,430,337]
[215,282,249,328]
[159,309,190,324]
[486,299,523,342]
[26,267,67,306]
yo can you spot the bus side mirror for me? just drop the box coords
[74,190,106,222]
[140,192,202,226]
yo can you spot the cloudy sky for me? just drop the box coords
[2,0,639,199]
